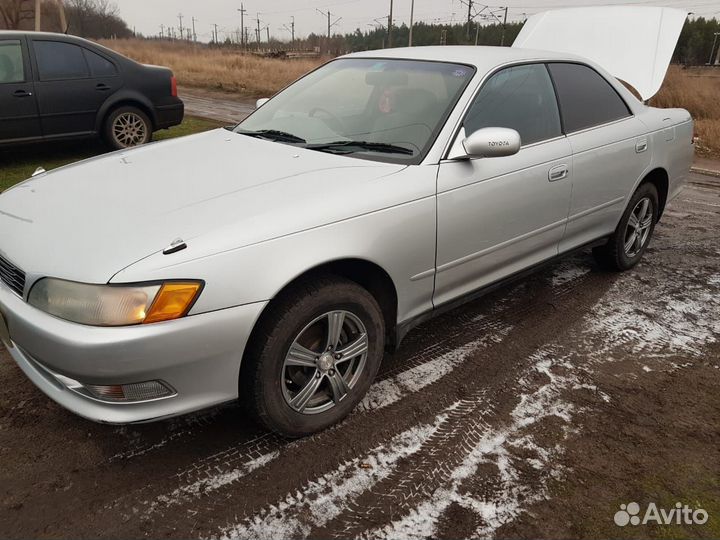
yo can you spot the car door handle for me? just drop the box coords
[548,164,569,182]
[636,137,649,153]
[96,84,111,91]
[13,89,33,98]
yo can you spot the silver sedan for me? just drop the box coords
[0,29,694,436]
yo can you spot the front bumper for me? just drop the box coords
[0,281,266,424]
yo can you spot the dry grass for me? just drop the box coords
[99,39,325,97]
[652,66,720,157]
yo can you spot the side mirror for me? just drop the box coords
[256,98,270,109]
[462,127,521,158]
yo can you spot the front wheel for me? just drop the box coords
[241,276,385,438]
[593,182,659,271]
[104,106,152,150]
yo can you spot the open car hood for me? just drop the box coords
[513,6,687,101]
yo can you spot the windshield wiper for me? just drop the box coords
[304,140,414,156]
[236,129,306,144]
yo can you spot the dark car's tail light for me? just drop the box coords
[171,75,178,97]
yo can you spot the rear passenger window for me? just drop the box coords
[464,63,562,146]
[83,49,117,77]
[35,41,89,80]
[0,40,25,83]
[548,63,631,133]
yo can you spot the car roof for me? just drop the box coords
[343,45,586,72]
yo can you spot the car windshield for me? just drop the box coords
[234,58,475,164]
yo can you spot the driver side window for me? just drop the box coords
[464,63,562,146]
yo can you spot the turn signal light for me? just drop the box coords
[143,282,202,324]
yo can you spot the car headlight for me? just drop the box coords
[28,278,203,327]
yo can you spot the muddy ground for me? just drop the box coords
[1,174,719,540]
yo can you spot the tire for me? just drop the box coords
[103,106,152,150]
[241,275,385,438]
[593,182,659,271]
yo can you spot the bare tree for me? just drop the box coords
[64,0,129,38]
[0,0,34,29]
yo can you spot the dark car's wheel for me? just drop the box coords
[104,106,152,150]
[241,276,385,438]
[593,182,659,271]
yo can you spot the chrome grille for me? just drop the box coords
[0,253,26,296]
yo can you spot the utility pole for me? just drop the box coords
[408,0,414,46]
[238,3,247,48]
[266,26,270,43]
[466,0,473,39]
[178,13,184,41]
[387,0,394,48]
[256,14,262,48]
[160,24,165,39]
[34,0,41,31]
[317,9,341,41]
[56,0,67,32]
[213,23,219,44]
[499,6,508,46]
[192,17,197,42]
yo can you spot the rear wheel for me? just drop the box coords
[241,276,385,438]
[593,182,659,271]
[104,106,152,150]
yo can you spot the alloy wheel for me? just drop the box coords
[112,112,148,148]
[281,310,369,415]
[624,197,654,257]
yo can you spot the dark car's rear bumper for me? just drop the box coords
[155,101,184,130]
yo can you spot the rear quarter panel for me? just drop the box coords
[637,106,694,204]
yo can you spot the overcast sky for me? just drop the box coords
[114,0,720,42]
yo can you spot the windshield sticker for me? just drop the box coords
[452,68,469,78]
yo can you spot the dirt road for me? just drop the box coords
[1,175,719,539]
[180,87,255,124]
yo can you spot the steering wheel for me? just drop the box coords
[309,107,345,133]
